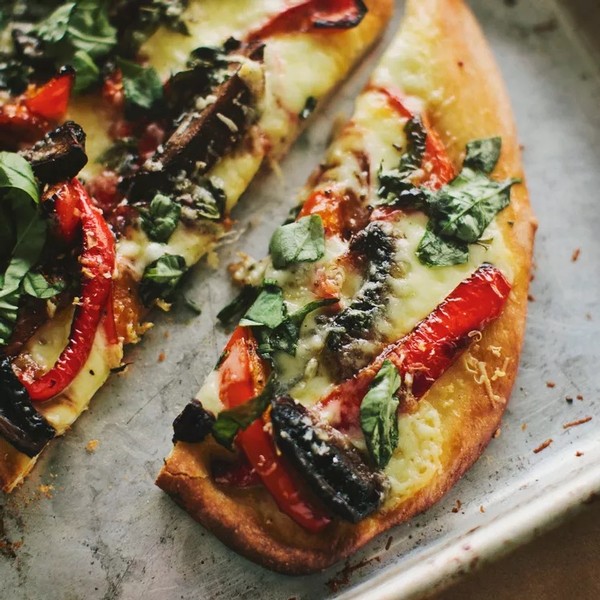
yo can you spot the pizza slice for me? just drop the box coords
[0,0,391,492]
[157,0,536,574]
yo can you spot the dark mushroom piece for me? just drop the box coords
[20,121,88,184]
[323,222,396,381]
[172,399,215,444]
[271,395,386,523]
[0,358,55,457]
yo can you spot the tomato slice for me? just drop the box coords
[24,70,74,121]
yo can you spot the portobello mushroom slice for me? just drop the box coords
[20,121,87,184]
[172,400,215,444]
[0,358,55,457]
[271,395,386,523]
[126,53,264,202]
[323,222,396,381]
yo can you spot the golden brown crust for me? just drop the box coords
[157,0,536,575]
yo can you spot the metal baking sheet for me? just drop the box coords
[1,1,599,598]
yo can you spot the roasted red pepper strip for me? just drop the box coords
[21,180,115,402]
[320,264,511,430]
[298,189,345,237]
[218,327,331,532]
[247,0,367,41]
[0,103,50,147]
[24,69,74,121]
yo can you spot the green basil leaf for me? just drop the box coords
[22,272,66,299]
[270,297,338,356]
[427,168,517,244]
[212,375,277,449]
[95,138,138,174]
[416,224,469,267]
[239,284,286,329]
[0,198,47,346]
[216,285,259,326]
[71,49,100,93]
[0,152,40,205]
[117,58,164,113]
[35,3,76,44]
[360,359,401,469]
[139,254,187,305]
[464,137,502,174]
[141,193,181,243]
[66,0,117,58]
[269,215,325,270]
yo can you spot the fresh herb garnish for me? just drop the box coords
[22,272,66,299]
[360,359,401,469]
[239,283,286,329]
[216,284,259,326]
[269,298,337,356]
[299,96,317,120]
[0,152,46,346]
[211,374,277,449]
[463,137,502,174]
[269,215,325,270]
[33,0,117,92]
[117,58,164,115]
[96,137,138,174]
[175,177,225,221]
[140,193,180,243]
[139,253,187,304]
[416,224,469,267]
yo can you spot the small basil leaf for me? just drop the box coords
[22,273,66,299]
[35,3,75,44]
[139,254,187,305]
[270,297,338,356]
[464,137,502,174]
[416,224,469,267]
[212,375,277,449]
[269,215,325,270]
[216,285,259,326]
[96,138,138,174]
[360,359,401,469]
[66,0,117,58]
[117,58,164,113]
[141,193,181,243]
[239,284,286,329]
[427,169,517,244]
[0,152,40,205]
[71,49,99,93]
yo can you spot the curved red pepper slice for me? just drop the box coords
[0,103,50,147]
[247,0,367,41]
[218,327,331,532]
[21,180,115,402]
[24,70,74,121]
[320,264,511,430]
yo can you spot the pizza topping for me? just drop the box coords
[269,215,326,270]
[18,179,116,402]
[271,395,385,523]
[0,357,55,457]
[116,59,164,117]
[323,222,395,380]
[139,193,181,243]
[0,153,46,347]
[321,263,512,431]
[139,254,187,305]
[20,121,87,184]
[172,399,215,444]
[247,0,368,41]
[359,359,401,469]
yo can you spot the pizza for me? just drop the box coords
[157,0,536,575]
[0,0,391,492]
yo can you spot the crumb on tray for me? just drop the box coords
[533,439,553,454]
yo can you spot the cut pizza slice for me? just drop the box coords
[0,0,391,492]
[157,0,536,574]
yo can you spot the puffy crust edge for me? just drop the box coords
[157,0,535,575]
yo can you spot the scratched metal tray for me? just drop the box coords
[1,1,599,598]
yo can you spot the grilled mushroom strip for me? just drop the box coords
[172,400,215,444]
[20,121,87,184]
[323,222,396,381]
[0,358,55,457]
[125,45,264,202]
[271,395,386,523]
